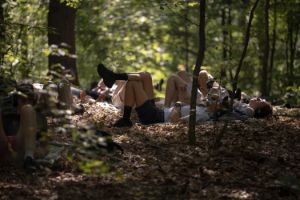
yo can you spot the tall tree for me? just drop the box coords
[0,0,5,64]
[232,0,260,94]
[184,2,189,71]
[286,4,299,86]
[48,0,78,84]
[260,0,270,97]
[221,4,227,78]
[268,0,277,94]
[188,0,206,145]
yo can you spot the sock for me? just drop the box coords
[123,106,132,120]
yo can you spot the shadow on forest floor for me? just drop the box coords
[0,103,300,200]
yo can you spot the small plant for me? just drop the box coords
[284,86,300,107]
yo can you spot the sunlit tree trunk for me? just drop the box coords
[0,0,5,64]
[48,0,79,85]
[188,0,205,145]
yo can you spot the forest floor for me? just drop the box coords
[0,102,300,200]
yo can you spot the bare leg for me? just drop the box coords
[130,81,149,107]
[114,81,149,127]
[124,81,135,107]
[127,72,154,100]
[176,71,192,83]
[164,75,179,107]
[17,104,37,159]
[164,74,190,107]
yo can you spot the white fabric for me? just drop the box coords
[207,86,229,104]
[163,107,173,122]
[186,82,204,105]
[233,101,254,117]
[111,81,126,109]
[164,105,210,122]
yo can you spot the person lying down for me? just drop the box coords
[97,63,273,127]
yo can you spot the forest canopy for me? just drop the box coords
[0,0,299,103]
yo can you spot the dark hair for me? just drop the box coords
[254,103,273,118]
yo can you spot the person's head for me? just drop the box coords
[16,80,37,106]
[249,98,272,118]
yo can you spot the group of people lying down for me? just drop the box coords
[96,64,273,127]
[0,64,272,168]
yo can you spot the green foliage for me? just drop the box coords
[79,160,108,175]
[0,0,299,96]
[60,0,80,8]
[284,86,300,106]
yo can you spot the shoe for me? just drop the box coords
[97,64,116,88]
[113,118,133,128]
[24,156,39,172]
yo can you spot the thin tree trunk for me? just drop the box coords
[268,0,277,94]
[188,0,205,145]
[260,0,270,97]
[228,0,233,81]
[184,2,189,72]
[285,24,290,83]
[232,0,260,93]
[0,0,5,64]
[48,0,79,85]
[288,23,299,86]
[221,6,227,79]
[286,11,299,86]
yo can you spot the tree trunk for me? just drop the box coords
[0,0,5,64]
[268,0,277,94]
[184,2,189,72]
[221,6,227,79]
[232,0,260,94]
[260,0,270,97]
[188,0,206,145]
[48,0,79,85]
[286,11,299,86]
[228,0,233,81]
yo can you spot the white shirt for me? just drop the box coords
[164,105,210,122]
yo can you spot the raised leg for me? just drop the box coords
[127,72,154,100]
[17,105,37,160]
[123,81,149,107]
[164,74,190,107]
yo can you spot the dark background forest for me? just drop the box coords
[0,0,300,200]
[0,0,299,102]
